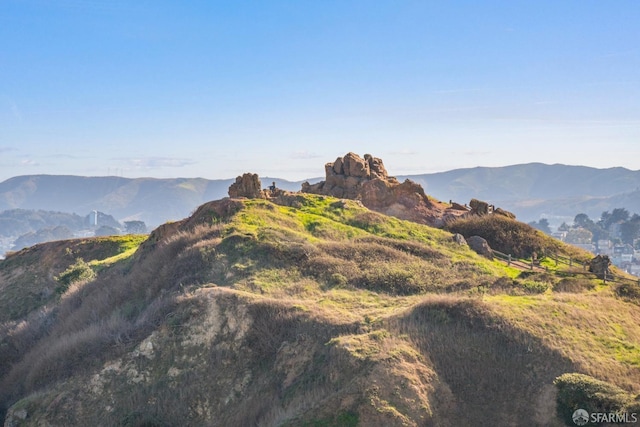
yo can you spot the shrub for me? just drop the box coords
[54,258,96,295]
[554,278,596,293]
[446,215,557,258]
[554,373,636,426]
[514,279,548,294]
[328,273,348,288]
[616,282,640,303]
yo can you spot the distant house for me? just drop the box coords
[613,244,634,263]
[573,243,595,254]
[629,264,640,277]
[597,240,613,255]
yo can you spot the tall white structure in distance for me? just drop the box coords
[90,210,98,227]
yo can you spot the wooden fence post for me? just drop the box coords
[508,254,511,266]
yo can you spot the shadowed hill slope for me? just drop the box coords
[1,194,639,426]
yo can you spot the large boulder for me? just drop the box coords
[342,152,370,178]
[467,236,493,258]
[452,233,467,245]
[469,199,490,216]
[228,173,265,199]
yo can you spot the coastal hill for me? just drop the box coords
[1,154,639,425]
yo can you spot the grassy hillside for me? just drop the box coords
[1,194,639,426]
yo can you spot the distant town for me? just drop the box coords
[530,208,640,277]
[0,209,147,260]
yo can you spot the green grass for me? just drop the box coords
[89,234,147,268]
[486,292,640,392]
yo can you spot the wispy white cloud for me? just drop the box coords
[388,149,418,156]
[0,146,18,153]
[20,158,39,166]
[122,157,197,169]
[463,150,492,157]
[290,151,322,159]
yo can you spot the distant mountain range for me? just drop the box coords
[0,175,316,228]
[403,163,640,225]
[1,163,639,229]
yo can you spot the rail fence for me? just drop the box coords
[491,250,640,285]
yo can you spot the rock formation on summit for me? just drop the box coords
[302,152,396,199]
[228,173,265,199]
[301,152,450,226]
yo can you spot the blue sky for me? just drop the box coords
[1,1,639,181]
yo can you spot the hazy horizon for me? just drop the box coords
[2,161,640,184]
[2,1,639,182]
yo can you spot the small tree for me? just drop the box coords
[620,221,640,245]
[573,213,593,228]
[528,218,552,235]
[565,228,593,244]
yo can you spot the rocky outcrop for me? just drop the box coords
[452,233,467,245]
[304,152,397,199]
[467,198,515,219]
[494,207,516,219]
[467,236,493,258]
[302,153,445,225]
[228,173,266,199]
[469,199,490,216]
[589,255,611,279]
[450,202,470,212]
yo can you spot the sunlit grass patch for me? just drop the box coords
[486,292,640,392]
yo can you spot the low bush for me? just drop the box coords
[615,282,640,304]
[446,215,558,258]
[514,279,548,294]
[554,278,596,293]
[54,258,96,295]
[554,373,636,426]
